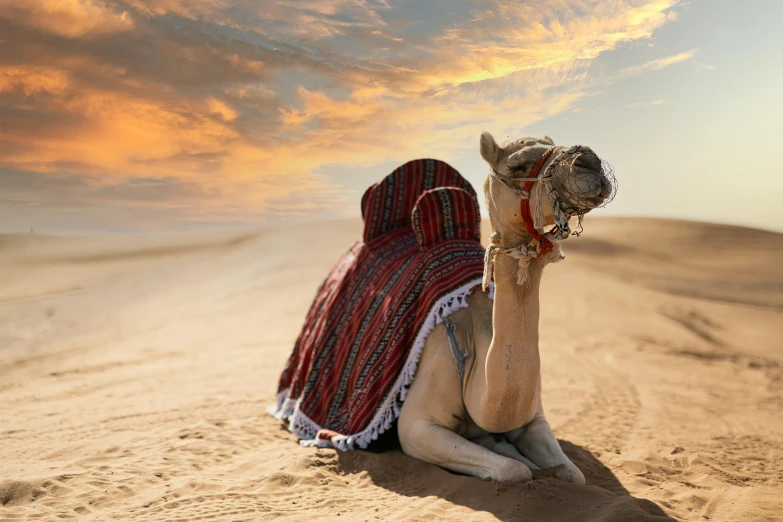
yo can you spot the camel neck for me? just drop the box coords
[468,250,542,432]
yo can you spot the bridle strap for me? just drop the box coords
[519,147,556,255]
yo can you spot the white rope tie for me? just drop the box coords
[482,243,534,290]
[482,234,565,291]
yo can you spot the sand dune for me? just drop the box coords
[1,218,781,521]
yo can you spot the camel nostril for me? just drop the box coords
[573,154,601,172]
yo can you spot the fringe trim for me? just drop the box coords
[267,278,493,451]
[266,392,321,442]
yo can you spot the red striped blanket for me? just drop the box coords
[268,159,488,450]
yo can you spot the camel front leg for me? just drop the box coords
[398,418,533,482]
[505,416,585,484]
[472,433,579,481]
[471,433,540,469]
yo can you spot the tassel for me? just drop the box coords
[532,181,547,230]
[482,244,497,291]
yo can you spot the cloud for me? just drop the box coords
[0,0,134,38]
[620,48,698,77]
[626,99,667,108]
[0,0,682,231]
[207,98,239,122]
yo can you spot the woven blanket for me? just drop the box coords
[268,158,489,450]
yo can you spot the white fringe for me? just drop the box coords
[266,392,321,442]
[267,278,493,451]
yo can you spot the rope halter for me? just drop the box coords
[482,144,617,290]
[482,146,570,290]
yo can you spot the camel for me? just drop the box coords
[397,132,615,483]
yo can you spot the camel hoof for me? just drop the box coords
[531,464,586,484]
[494,460,533,483]
[555,463,585,484]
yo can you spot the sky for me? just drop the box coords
[1,0,781,234]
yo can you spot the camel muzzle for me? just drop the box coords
[550,146,617,216]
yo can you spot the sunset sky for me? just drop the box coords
[1,0,781,234]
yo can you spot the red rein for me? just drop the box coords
[519,147,555,255]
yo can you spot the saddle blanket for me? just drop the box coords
[268,158,490,450]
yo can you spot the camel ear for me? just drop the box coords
[480,132,500,166]
[544,135,555,145]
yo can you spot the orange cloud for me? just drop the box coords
[0,0,134,38]
[418,0,680,93]
[620,49,698,76]
[0,65,71,95]
[1,65,236,174]
[208,98,239,122]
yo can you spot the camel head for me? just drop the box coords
[480,131,616,245]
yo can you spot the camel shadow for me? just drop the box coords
[334,429,674,522]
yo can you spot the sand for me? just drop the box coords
[1,217,781,522]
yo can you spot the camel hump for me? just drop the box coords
[361,158,476,242]
[412,187,482,249]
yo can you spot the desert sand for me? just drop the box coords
[1,217,781,522]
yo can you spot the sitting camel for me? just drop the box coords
[397,132,615,483]
[270,131,615,484]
